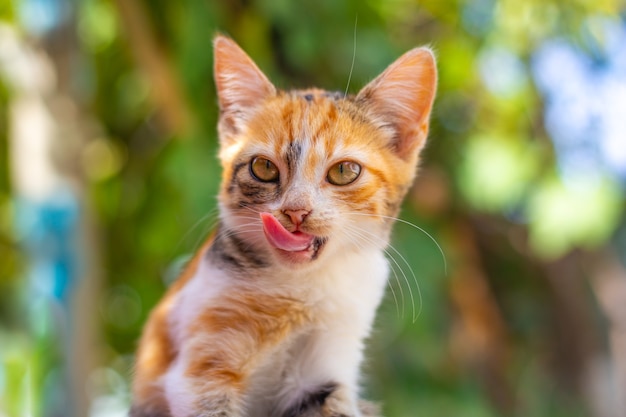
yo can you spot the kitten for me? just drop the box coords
[130,35,436,417]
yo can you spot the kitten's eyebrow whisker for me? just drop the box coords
[344,15,358,98]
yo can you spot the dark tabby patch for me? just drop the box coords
[284,141,303,172]
[282,382,337,417]
[323,91,345,101]
[207,225,270,270]
[227,162,248,194]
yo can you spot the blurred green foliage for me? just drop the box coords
[1,0,625,416]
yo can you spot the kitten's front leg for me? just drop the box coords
[285,380,363,417]
[164,348,247,417]
[284,329,372,417]
[286,384,349,417]
[166,292,310,417]
[314,385,361,417]
[309,393,381,417]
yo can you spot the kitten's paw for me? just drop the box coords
[318,394,359,417]
[357,400,381,417]
[284,385,363,417]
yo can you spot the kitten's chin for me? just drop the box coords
[270,236,327,265]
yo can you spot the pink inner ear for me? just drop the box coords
[213,36,276,117]
[356,47,437,160]
[260,213,314,252]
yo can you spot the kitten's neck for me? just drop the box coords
[205,222,271,273]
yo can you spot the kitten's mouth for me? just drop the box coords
[260,212,325,262]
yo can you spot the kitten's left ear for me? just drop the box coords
[214,35,276,138]
[356,47,437,162]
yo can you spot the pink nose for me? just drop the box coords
[283,209,310,226]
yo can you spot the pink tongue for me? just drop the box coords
[260,212,314,252]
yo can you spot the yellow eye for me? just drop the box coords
[250,157,279,182]
[327,161,361,186]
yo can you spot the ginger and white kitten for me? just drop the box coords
[130,35,436,417]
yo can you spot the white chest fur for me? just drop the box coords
[166,246,389,417]
[249,249,390,415]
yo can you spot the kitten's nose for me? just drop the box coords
[283,209,310,226]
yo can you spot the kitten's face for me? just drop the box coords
[213,37,436,269]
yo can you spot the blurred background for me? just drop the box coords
[1,0,625,416]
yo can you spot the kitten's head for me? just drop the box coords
[213,35,436,269]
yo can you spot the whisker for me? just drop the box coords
[343,226,401,317]
[344,15,358,97]
[216,223,262,241]
[386,268,402,318]
[176,208,220,253]
[232,215,263,223]
[353,224,423,322]
[371,240,410,319]
[346,212,448,276]
[344,224,405,319]
[238,203,263,215]
[389,243,423,322]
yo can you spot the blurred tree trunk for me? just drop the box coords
[587,250,626,417]
[446,218,517,414]
[543,252,601,395]
[113,0,192,136]
[411,167,615,416]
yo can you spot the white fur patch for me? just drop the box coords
[163,226,389,416]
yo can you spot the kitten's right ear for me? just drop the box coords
[213,35,276,137]
[356,47,437,163]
